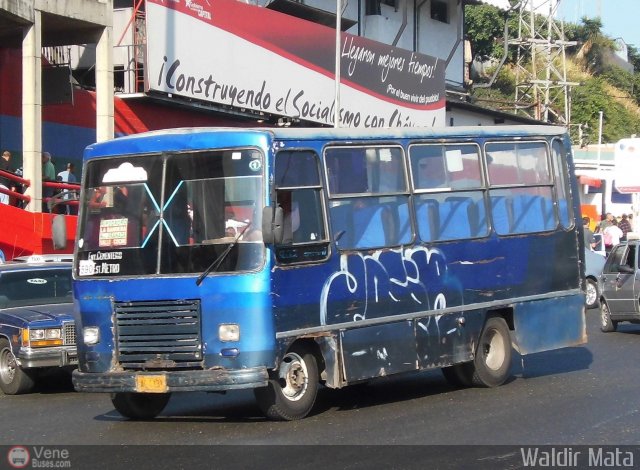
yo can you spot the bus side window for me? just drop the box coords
[551,139,573,229]
[274,151,328,261]
[280,189,324,244]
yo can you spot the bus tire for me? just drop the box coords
[600,301,617,332]
[441,363,472,388]
[470,317,512,388]
[0,338,35,395]
[111,392,171,420]
[254,345,319,421]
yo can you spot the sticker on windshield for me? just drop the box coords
[79,253,122,276]
[26,278,47,285]
[249,159,262,172]
[99,218,128,247]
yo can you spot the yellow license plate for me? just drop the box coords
[135,374,168,393]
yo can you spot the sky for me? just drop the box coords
[482,1,639,50]
[556,0,640,49]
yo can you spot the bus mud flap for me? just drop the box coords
[512,294,587,355]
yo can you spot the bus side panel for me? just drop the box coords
[415,310,483,369]
[340,320,416,382]
[512,295,586,355]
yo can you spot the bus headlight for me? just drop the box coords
[219,324,240,342]
[83,327,100,345]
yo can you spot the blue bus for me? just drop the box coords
[69,126,586,420]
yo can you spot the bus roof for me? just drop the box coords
[84,125,568,159]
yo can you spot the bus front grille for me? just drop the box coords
[114,300,202,369]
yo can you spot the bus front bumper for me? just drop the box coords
[72,366,269,393]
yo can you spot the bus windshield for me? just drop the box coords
[76,149,264,277]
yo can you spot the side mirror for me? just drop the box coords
[262,206,283,245]
[51,214,68,250]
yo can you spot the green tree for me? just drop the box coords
[464,4,505,59]
[570,77,640,142]
[574,17,617,74]
[628,44,640,72]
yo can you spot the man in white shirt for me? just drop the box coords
[56,162,77,214]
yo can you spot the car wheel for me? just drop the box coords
[254,344,319,421]
[111,392,172,420]
[0,338,35,395]
[585,278,600,309]
[469,317,512,387]
[600,301,618,332]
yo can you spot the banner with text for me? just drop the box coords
[146,0,446,128]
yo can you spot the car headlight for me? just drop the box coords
[23,328,63,347]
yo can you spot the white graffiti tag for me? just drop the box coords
[319,246,457,326]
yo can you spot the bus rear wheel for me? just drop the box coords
[469,317,512,387]
[254,345,319,421]
[111,392,171,420]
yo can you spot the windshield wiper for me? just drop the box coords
[195,223,251,286]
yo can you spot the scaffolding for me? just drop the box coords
[115,0,147,94]
[511,0,578,124]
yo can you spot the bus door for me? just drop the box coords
[270,149,331,331]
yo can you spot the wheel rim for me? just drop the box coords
[482,328,506,371]
[585,281,597,306]
[278,352,308,402]
[0,347,17,385]
[601,304,610,328]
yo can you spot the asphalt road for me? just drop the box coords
[2,309,639,469]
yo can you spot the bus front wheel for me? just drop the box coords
[469,317,512,387]
[254,345,319,421]
[111,392,171,420]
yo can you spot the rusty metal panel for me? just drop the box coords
[513,294,587,355]
[316,335,342,389]
[341,321,416,383]
[415,311,483,369]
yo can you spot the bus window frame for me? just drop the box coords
[408,140,485,194]
[550,137,575,231]
[273,148,331,265]
[323,144,409,199]
[408,141,488,243]
[323,143,413,251]
[484,139,562,236]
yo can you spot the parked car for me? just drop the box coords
[600,240,640,332]
[0,261,76,394]
[584,248,606,309]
